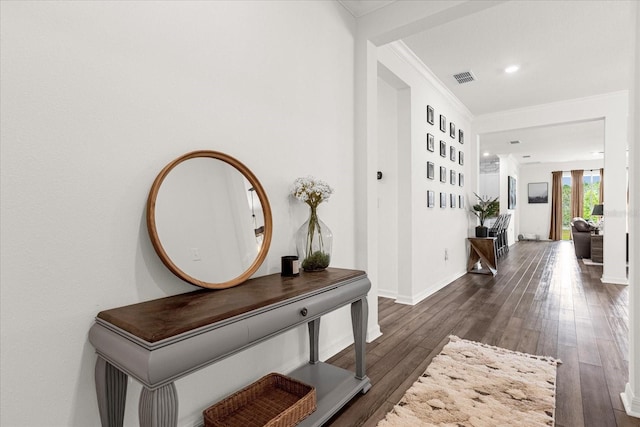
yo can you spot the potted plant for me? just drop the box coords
[471,193,500,237]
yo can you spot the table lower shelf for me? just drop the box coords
[288,362,371,427]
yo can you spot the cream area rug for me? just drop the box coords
[378,336,561,427]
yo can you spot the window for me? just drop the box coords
[561,169,601,240]
[582,170,601,222]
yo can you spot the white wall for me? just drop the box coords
[0,2,356,426]
[479,173,500,199]
[518,159,604,240]
[377,42,472,304]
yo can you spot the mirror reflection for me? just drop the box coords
[147,151,272,289]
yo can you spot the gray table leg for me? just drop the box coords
[95,356,127,427]
[351,298,368,381]
[139,383,178,427]
[307,318,320,364]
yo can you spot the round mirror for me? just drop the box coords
[147,150,272,289]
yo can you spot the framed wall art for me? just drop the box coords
[528,182,548,204]
[459,129,464,144]
[440,166,447,183]
[450,122,456,139]
[427,105,434,125]
[450,169,456,185]
[508,176,517,209]
[450,146,456,162]
[450,193,456,208]
[440,140,446,157]
[459,151,464,166]
[459,194,465,208]
[440,192,447,208]
[427,190,435,207]
[427,133,435,152]
[459,172,464,187]
[440,115,446,132]
[427,161,435,180]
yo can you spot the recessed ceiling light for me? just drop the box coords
[483,152,490,156]
[505,65,520,74]
[509,140,521,144]
[522,155,531,158]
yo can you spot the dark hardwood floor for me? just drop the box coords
[325,240,639,427]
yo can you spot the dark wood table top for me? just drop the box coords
[97,268,365,343]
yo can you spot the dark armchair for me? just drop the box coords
[571,217,595,258]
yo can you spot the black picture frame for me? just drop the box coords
[459,194,465,209]
[440,140,446,157]
[508,176,517,209]
[427,133,435,152]
[427,190,435,208]
[450,193,456,208]
[450,122,456,139]
[459,129,464,144]
[440,192,447,208]
[459,151,464,166]
[440,166,446,183]
[427,105,434,125]
[528,182,548,204]
[440,115,446,132]
[450,146,456,162]
[450,169,456,185]
[427,161,435,180]
[459,172,464,187]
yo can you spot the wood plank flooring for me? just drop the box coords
[324,240,639,427]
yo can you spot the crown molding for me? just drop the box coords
[386,40,473,121]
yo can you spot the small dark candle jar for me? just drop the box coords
[281,256,300,277]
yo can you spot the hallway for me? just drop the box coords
[326,241,638,426]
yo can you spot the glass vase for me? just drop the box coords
[295,206,332,272]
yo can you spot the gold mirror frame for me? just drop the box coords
[146,150,272,289]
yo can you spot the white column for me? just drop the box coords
[355,35,382,341]
[621,0,640,418]
[601,107,629,284]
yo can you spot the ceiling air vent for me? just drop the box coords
[453,71,476,84]
[510,140,521,145]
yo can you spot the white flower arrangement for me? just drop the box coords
[291,176,333,209]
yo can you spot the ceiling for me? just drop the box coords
[340,0,635,165]
[338,0,396,18]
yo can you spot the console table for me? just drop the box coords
[467,237,498,276]
[89,268,371,427]
[591,234,603,263]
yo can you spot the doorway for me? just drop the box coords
[376,65,410,299]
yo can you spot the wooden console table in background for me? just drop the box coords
[591,233,603,263]
[89,268,371,427]
[467,237,498,276]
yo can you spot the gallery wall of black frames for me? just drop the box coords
[425,104,465,209]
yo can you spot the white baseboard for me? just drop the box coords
[367,324,383,343]
[395,270,467,306]
[601,275,629,285]
[377,289,397,299]
[621,383,640,418]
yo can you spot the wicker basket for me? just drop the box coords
[203,373,316,427]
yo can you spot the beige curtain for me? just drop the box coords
[549,171,563,240]
[571,169,584,219]
[599,168,604,204]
